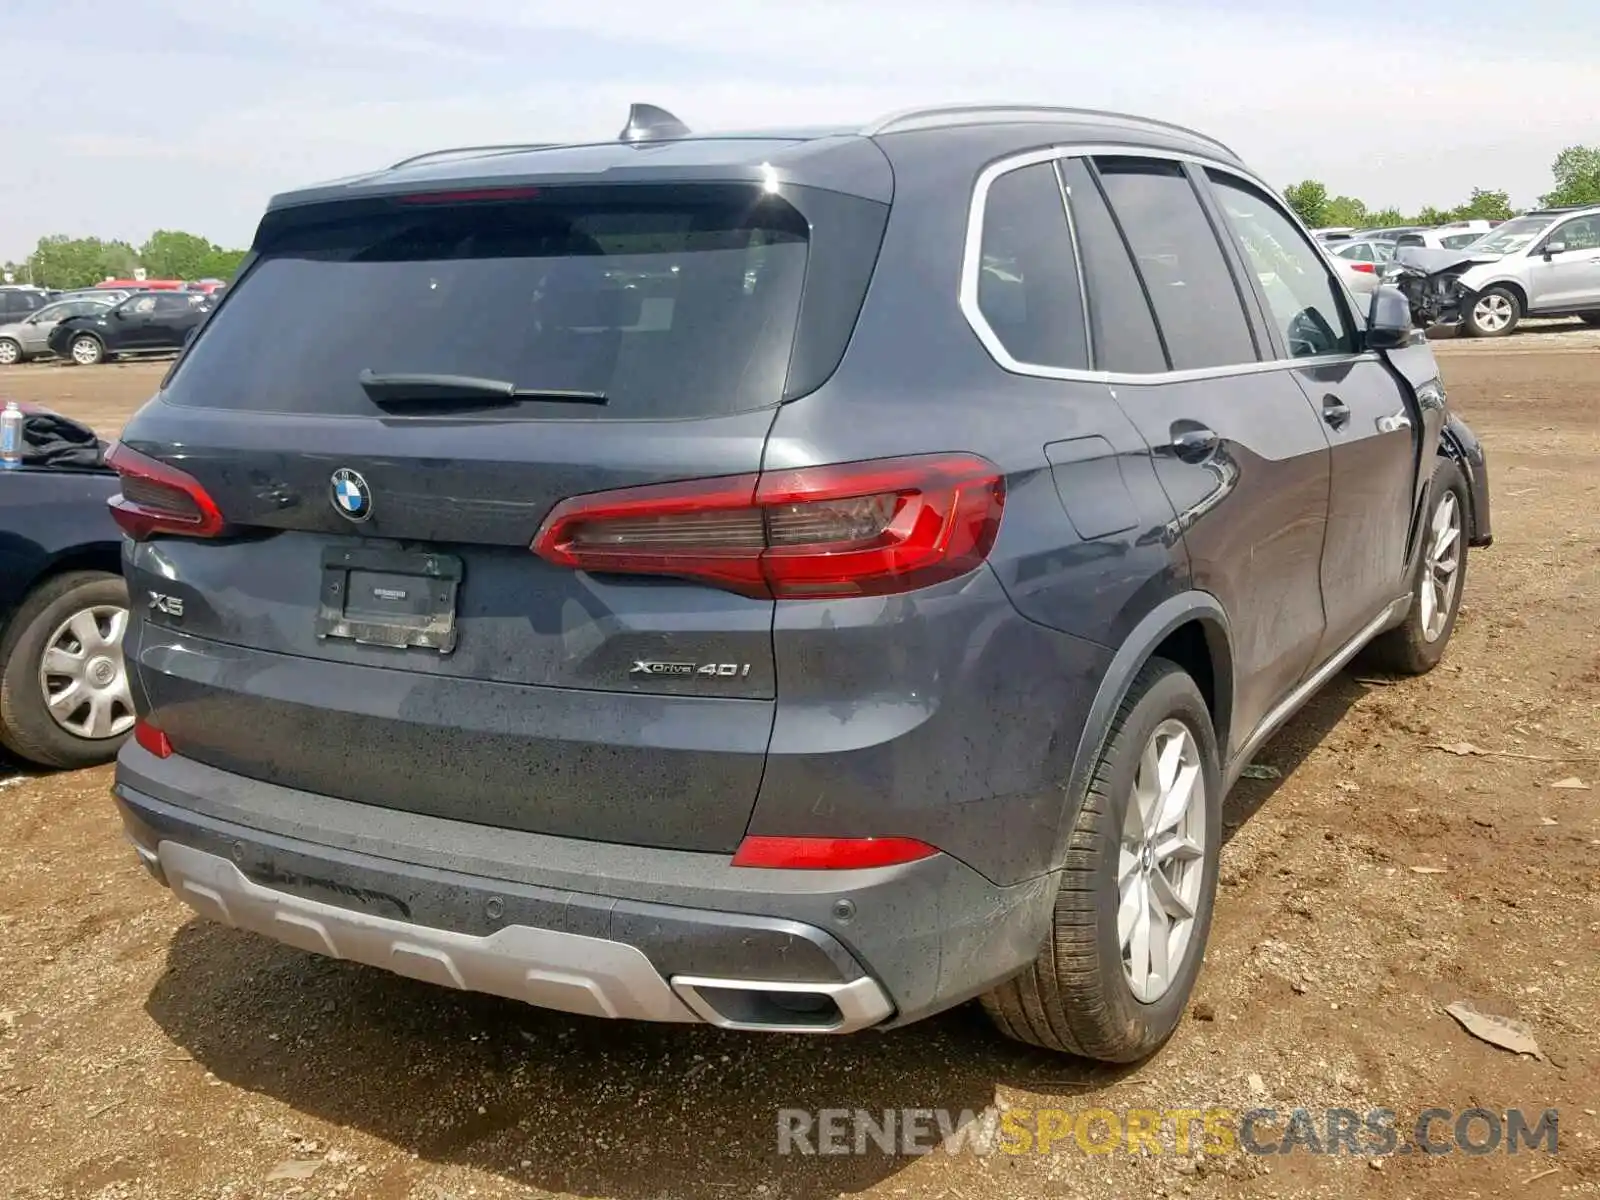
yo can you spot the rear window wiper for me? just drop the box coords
[358,370,608,407]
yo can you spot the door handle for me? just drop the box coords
[1321,394,1352,430]
[1167,424,1219,463]
[1376,411,1412,433]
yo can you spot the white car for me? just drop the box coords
[1394,222,1497,251]
[1452,206,1600,336]
[1323,239,1393,294]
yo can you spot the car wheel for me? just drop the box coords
[1360,460,1469,676]
[1465,287,1521,337]
[982,658,1221,1061]
[0,338,21,366]
[0,571,135,769]
[69,334,105,366]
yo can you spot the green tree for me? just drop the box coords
[1540,145,1600,208]
[25,235,140,289]
[1323,195,1369,228]
[1365,206,1407,227]
[1282,180,1329,228]
[139,229,218,280]
[195,246,247,281]
[1414,205,1455,227]
[1453,187,1514,222]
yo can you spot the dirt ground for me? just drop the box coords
[1,335,1598,1200]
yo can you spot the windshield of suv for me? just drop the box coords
[1465,216,1550,256]
[166,187,810,420]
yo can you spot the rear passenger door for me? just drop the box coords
[1201,169,1422,660]
[1063,154,1333,756]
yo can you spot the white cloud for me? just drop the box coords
[5,0,1598,258]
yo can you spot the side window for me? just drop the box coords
[1056,157,1167,373]
[1206,172,1356,359]
[1552,216,1600,251]
[155,293,192,313]
[1092,158,1259,371]
[1340,243,1375,262]
[129,296,158,315]
[972,160,1089,370]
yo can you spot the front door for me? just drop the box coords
[1200,168,1422,660]
[1074,154,1333,753]
[1527,214,1600,312]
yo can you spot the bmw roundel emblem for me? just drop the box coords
[330,468,373,522]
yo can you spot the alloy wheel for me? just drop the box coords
[71,337,102,365]
[1118,718,1208,1004]
[37,604,134,740]
[1419,491,1462,643]
[1472,294,1514,334]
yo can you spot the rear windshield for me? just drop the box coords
[165,188,810,419]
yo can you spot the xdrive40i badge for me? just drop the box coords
[631,660,752,679]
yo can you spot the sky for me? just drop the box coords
[7,0,1600,261]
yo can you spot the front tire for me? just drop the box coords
[0,571,135,769]
[1361,460,1469,676]
[0,338,21,366]
[1465,287,1521,337]
[982,659,1221,1061]
[69,334,105,366]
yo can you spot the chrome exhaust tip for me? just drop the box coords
[669,975,893,1034]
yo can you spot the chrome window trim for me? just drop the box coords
[959,142,1381,385]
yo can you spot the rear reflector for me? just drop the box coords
[532,453,1005,599]
[106,442,225,540]
[731,836,939,870]
[134,718,173,759]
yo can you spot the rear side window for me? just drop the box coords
[166,188,813,419]
[1057,158,1168,374]
[1093,158,1258,371]
[973,161,1089,370]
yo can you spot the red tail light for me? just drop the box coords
[531,453,1005,599]
[1351,262,1376,273]
[731,836,939,870]
[106,442,225,540]
[397,186,542,205]
[133,718,173,759]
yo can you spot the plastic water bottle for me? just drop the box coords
[0,401,23,470]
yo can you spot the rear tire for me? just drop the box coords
[1361,460,1469,676]
[0,572,134,769]
[1464,287,1520,337]
[982,659,1221,1061]
[0,338,21,366]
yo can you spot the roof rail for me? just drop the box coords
[387,143,562,171]
[861,103,1238,157]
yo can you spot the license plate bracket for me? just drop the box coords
[315,546,462,653]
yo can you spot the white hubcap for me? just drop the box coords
[1119,719,1208,1004]
[1420,492,1462,643]
[39,605,134,740]
[72,339,101,365]
[1473,294,1513,332]
[0,342,18,364]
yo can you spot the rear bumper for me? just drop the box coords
[114,746,1060,1032]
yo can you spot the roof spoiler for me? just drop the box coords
[619,103,691,144]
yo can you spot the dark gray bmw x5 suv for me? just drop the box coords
[108,103,1491,1061]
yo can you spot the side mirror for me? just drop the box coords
[1543,241,1567,258]
[1365,284,1414,350]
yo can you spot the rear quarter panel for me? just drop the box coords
[0,468,123,622]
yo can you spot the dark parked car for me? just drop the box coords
[0,286,50,328]
[48,291,213,366]
[0,410,130,768]
[107,102,1491,1061]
